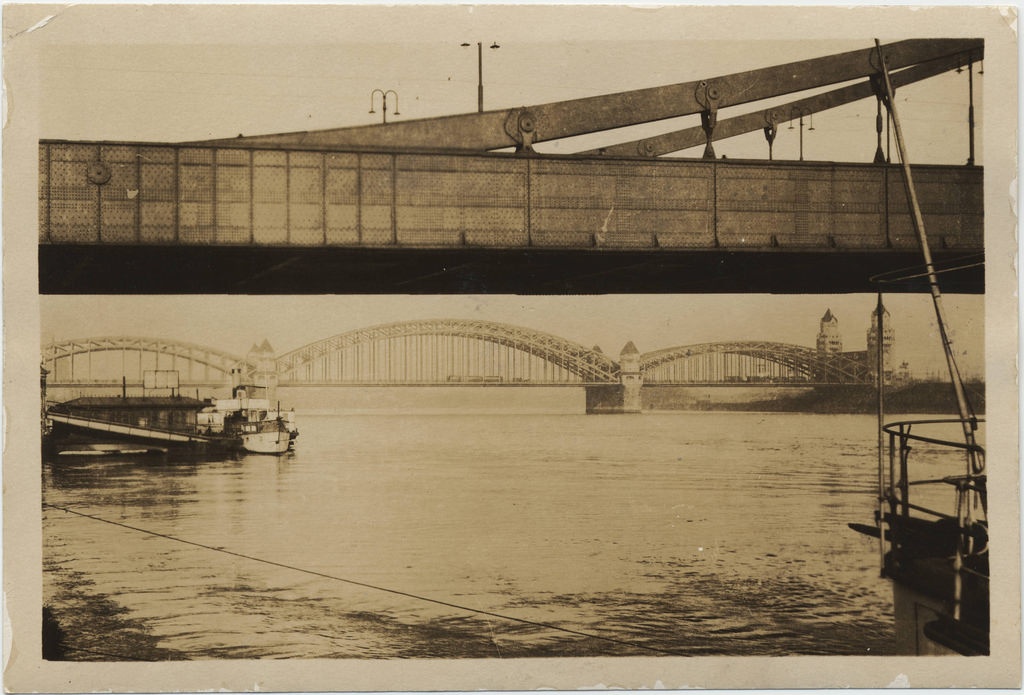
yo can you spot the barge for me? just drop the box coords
[45,385,298,456]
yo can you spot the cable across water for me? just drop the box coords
[43,502,685,657]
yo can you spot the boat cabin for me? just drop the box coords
[50,396,207,432]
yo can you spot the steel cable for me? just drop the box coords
[43,502,685,657]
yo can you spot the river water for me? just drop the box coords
[43,397,914,659]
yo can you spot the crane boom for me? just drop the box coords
[195,38,981,153]
[579,51,981,157]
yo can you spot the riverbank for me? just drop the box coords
[645,381,985,414]
[43,559,187,661]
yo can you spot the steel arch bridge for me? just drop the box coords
[41,331,874,388]
[275,319,621,385]
[42,336,249,385]
[640,341,871,384]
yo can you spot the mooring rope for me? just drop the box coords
[44,502,684,657]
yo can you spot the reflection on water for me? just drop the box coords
[43,411,914,659]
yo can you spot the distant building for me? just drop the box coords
[866,303,896,384]
[246,339,279,398]
[814,306,900,384]
[816,308,843,355]
[815,309,844,381]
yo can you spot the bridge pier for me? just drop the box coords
[585,341,643,414]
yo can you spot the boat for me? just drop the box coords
[849,43,988,656]
[44,378,298,457]
[240,417,292,454]
[45,394,240,454]
[197,385,298,455]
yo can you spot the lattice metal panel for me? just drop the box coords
[530,159,716,248]
[253,160,287,244]
[888,166,984,250]
[98,145,139,243]
[831,168,886,249]
[394,154,527,247]
[325,155,360,244]
[289,160,325,246]
[718,165,838,248]
[360,155,394,244]
[178,154,215,243]
[139,155,176,243]
[40,142,984,253]
[39,144,49,241]
[46,144,99,242]
[216,163,251,244]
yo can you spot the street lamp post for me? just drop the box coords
[788,108,815,161]
[461,41,500,112]
[369,89,400,124]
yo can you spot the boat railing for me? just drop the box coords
[879,417,988,629]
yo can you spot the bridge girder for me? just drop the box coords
[42,336,249,380]
[640,341,872,383]
[276,319,620,383]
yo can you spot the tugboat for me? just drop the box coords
[197,383,298,455]
[849,42,988,655]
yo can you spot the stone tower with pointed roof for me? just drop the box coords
[866,303,896,384]
[246,339,279,400]
[816,308,843,356]
[618,341,642,413]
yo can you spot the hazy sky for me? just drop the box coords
[28,7,983,164]
[41,294,985,379]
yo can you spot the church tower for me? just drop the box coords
[816,308,843,355]
[867,304,896,384]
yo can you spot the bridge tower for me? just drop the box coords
[867,304,896,385]
[246,339,280,401]
[584,341,642,414]
[619,341,643,413]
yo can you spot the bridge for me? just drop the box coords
[38,39,984,294]
[42,321,876,413]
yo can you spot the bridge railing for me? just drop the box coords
[40,142,982,252]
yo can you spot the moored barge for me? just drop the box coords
[45,385,298,456]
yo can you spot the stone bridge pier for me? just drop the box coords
[585,341,643,414]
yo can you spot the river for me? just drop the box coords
[43,398,910,659]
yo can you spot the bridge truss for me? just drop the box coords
[640,341,872,384]
[275,319,621,385]
[42,331,875,388]
[42,336,248,386]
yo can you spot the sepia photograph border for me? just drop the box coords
[4,3,1020,691]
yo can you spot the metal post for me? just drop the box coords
[874,39,980,472]
[876,293,887,573]
[967,61,976,166]
[463,41,499,112]
[874,97,886,163]
[477,42,484,113]
[799,115,804,161]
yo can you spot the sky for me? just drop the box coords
[28,8,984,164]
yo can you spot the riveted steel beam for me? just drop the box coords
[193,39,981,152]
[582,51,981,157]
